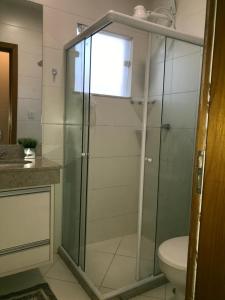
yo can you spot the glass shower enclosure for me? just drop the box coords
[61,11,203,299]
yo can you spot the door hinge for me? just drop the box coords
[196,150,205,194]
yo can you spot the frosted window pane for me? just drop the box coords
[91,32,132,97]
[74,27,132,97]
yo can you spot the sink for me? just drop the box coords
[0,160,32,168]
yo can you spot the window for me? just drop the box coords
[75,24,132,97]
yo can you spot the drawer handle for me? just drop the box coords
[0,239,50,256]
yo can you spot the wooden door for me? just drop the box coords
[186,0,225,299]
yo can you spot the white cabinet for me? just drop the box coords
[0,186,54,277]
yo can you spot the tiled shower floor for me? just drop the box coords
[86,234,155,291]
[40,254,175,300]
[39,234,175,299]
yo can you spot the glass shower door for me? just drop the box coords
[62,38,91,268]
[154,38,203,273]
[79,37,92,270]
[139,33,166,279]
[139,35,202,278]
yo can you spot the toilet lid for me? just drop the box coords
[158,236,189,271]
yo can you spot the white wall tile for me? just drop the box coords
[87,186,138,221]
[0,0,42,32]
[17,98,42,122]
[42,85,64,124]
[86,213,138,243]
[167,39,202,60]
[91,96,143,127]
[43,6,92,50]
[176,10,206,38]
[147,96,162,128]
[88,157,140,189]
[160,128,195,165]
[150,0,206,38]
[131,62,146,98]
[43,47,64,87]
[42,124,64,163]
[171,52,202,93]
[18,50,42,79]
[149,61,164,97]
[18,76,42,100]
[17,121,42,141]
[176,0,206,17]
[150,34,166,63]
[0,23,42,55]
[64,125,83,161]
[30,0,149,21]
[163,92,199,129]
[89,126,141,157]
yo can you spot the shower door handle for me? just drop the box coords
[81,152,88,158]
[145,157,152,163]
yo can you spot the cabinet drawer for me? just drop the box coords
[0,245,50,276]
[0,191,50,250]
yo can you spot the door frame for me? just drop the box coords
[0,41,18,144]
[186,0,220,299]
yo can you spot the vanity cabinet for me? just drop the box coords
[0,186,54,277]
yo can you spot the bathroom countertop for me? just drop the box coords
[0,157,61,190]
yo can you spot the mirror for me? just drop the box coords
[0,0,43,144]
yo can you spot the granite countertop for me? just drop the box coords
[0,157,61,190]
[0,157,60,172]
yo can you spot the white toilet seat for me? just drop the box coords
[158,236,189,271]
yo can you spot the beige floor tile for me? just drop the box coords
[102,255,136,289]
[39,254,59,276]
[85,250,114,286]
[39,263,52,276]
[165,283,176,300]
[141,285,166,299]
[45,257,77,283]
[116,234,137,257]
[131,296,161,300]
[46,278,90,300]
[86,237,122,254]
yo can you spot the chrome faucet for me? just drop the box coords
[0,151,7,159]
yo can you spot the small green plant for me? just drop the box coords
[18,138,37,149]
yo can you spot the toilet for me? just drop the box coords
[158,236,189,300]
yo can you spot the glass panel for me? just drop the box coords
[84,23,149,292]
[154,38,203,273]
[62,41,85,264]
[139,33,166,279]
[79,37,92,270]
